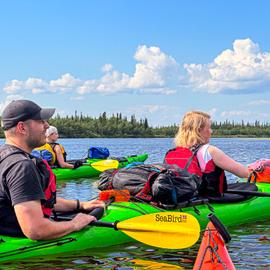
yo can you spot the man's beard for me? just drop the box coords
[26,134,46,149]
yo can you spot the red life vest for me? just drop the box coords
[164,146,227,196]
[0,146,57,218]
[164,147,202,176]
[0,146,56,225]
[38,159,56,217]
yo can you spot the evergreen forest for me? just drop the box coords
[0,112,270,138]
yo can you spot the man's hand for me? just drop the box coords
[80,199,105,211]
[71,213,97,231]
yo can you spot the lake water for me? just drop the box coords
[1,138,270,269]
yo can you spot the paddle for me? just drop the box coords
[56,209,200,249]
[91,211,200,249]
[225,189,270,197]
[67,159,119,172]
[90,159,119,172]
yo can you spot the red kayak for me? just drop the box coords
[193,214,236,270]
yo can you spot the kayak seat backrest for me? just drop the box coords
[207,182,258,203]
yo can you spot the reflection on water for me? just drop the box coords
[2,244,197,270]
[1,138,270,269]
[229,220,270,269]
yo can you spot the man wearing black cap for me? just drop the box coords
[0,100,104,240]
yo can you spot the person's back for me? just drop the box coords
[0,144,33,236]
[165,146,203,176]
[164,111,249,196]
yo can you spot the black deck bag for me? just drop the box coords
[112,164,167,195]
[151,166,202,204]
[98,164,166,199]
[98,158,202,204]
[98,168,117,190]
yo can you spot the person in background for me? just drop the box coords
[164,111,249,196]
[0,100,104,240]
[43,125,82,169]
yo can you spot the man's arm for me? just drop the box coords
[14,200,96,240]
[54,197,105,212]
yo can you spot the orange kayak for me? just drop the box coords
[193,215,235,270]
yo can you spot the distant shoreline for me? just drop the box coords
[1,114,270,139]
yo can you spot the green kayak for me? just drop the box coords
[53,153,148,180]
[0,182,269,263]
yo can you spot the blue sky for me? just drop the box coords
[1,0,270,126]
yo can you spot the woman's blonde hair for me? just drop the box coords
[174,111,211,148]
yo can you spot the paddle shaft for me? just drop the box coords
[91,220,117,229]
[226,189,270,197]
[66,158,87,164]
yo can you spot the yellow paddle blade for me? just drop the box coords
[116,212,200,249]
[131,259,184,269]
[91,159,119,172]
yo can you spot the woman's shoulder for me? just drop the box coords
[52,143,62,151]
[205,145,227,161]
[197,143,221,161]
[198,143,210,153]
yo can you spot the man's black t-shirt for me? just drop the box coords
[0,144,46,236]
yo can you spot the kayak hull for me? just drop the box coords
[0,182,269,262]
[193,222,235,270]
[53,153,148,180]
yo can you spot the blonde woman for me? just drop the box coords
[164,111,249,195]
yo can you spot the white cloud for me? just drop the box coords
[184,38,270,93]
[220,110,270,119]
[50,73,81,93]
[3,45,181,96]
[4,80,26,94]
[208,108,218,118]
[70,95,84,100]
[248,99,270,105]
[126,104,177,115]
[128,45,180,89]
[221,110,252,117]
[102,64,113,73]
[4,40,270,96]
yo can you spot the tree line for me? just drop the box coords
[0,112,270,138]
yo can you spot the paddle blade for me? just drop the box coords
[116,212,200,249]
[91,159,119,172]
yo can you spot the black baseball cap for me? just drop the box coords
[1,100,55,130]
